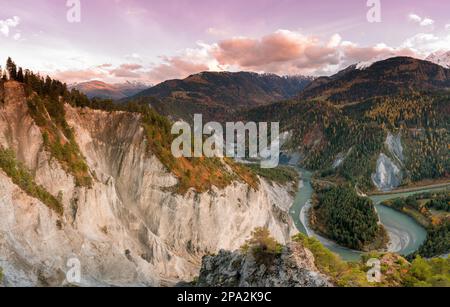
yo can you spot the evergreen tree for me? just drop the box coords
[6,57,17,80]
[17,67,24,83]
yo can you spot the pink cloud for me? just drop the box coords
[51,69,107,83]
[109,63,143,78]
[147,57,209,83]
[212,30,341,75]
[97,63,113,68]
[341,43,418,65]
[118,63,143,70]
[210,30,422,75]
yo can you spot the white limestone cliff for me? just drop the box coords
[0,82,297,287]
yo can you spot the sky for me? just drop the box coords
[1,0,449,84]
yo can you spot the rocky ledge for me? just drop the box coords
[195,242,332,287]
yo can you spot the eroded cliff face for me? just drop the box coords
[372,132,404,191]
[0,82,296,286]
[372,153,403,191]
[385,132,404,164]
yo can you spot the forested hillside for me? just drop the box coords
[240,58,450,191]
[300,57,450,104]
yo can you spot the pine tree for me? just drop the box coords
[44,75,52,95]
[23,69,30,84]
[17,67,24,83]
[6,57,17,80]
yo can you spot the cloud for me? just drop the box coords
[147,57,209,83]
[210,30,420,76]
[119,63,142,70]
[52,69,108,83]
[51,63,144,83]
[409,14,422,23]
[420,18,434,27]
[446,24,450,30]
[0,16,20,37]
[212,30,341,75]
[49,58,151,84]
[408,14,435,27]
[402,33,439,48]
[97,63,113,68]
[341,42,418,67]
[109,63,143,78]
[402,33,450,54]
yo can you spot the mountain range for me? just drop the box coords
[298,56,450,104]
[241,56,449,190]
[124,72,313,122]
[69,80,150,100]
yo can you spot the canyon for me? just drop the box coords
[0,81,297,286]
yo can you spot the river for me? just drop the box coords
[289,168,447,262]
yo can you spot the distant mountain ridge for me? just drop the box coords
[126,71,313,122]
[70,80,150,100]
[299,57,450,104]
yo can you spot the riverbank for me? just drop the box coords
[290,167,429,261]
[378,190,449,258]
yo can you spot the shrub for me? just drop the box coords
[403,256,450,287]
[293,233,370,287]
[241,227,283,265]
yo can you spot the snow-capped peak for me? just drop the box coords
[426,50,450,68]
[356,54,397,70]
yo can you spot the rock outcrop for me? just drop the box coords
[385,132,404,164]
[0,81,297,286]
[372,132,405,191]
[196,242,332,287]
[372,153,403,191]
